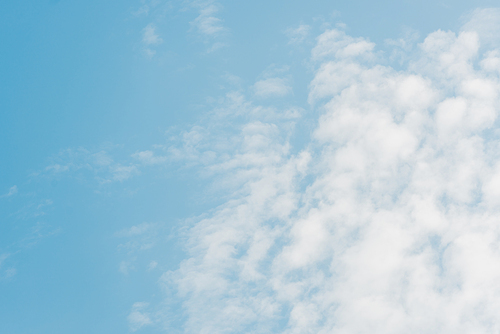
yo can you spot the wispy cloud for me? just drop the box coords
[0,254,10,267]
[286,24,311,44]
[11,198,54,220]
[20,222,60,249]
[148,260,158,270]
[188,0,227,52]
[128,302,153,331]
[132,0,161,16]
[190,1,224,37]
[385,27,420,64]
[0,254,16,280]
[40,148,139,184]
[116,222,160,254]
[1,185,18,198]
[143,23,163,45]
[0,220,59,282]
[311,28,375,61]
[132,0,227,55]
[119,260,135,275]
[461,8,500,48]
[132,150,167,165]
[253,78,292,98]
[116,222,156,238]
[142,23,163,58]
[115,222,171,283]
[3,268,16,279]
[109,165,138,182]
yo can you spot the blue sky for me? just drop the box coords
[2,1,500,333]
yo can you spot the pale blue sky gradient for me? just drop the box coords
[1,1,500,333]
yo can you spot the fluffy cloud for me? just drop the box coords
[152,8,500,334]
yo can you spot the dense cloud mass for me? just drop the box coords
[152,8,500,333]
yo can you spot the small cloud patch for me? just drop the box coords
[253,78,292,98]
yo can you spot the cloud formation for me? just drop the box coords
[41,148,139,183]
[132,150,168,165]
[254,78,292,99]
[188,0,226,52]
[190,1,225,37]
[142,23,163,58]
[128,302,153,331]
[286,24,311,45]
[153,8,500,333]
[1,185,18,197]
[143,24,163,45]
[461,8,500,49]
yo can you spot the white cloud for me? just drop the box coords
[133,5,150,16]
[142,23,162,45]
[0,257,17,279]
[143,48,156,58]
[115,222,154,238]
[0,254,9,267]
[149,8,500,333]
[142,23,163,58]
[188,0,227,52]
[148,260,158,270]
[254,78,292,98]
[1,185,17,197]
[286,24,311,44]
[41,148,139,183]
[45,164,70,173]
[116,231,156,253]
[3,268,16,279]
[311,29,375,61]
[132,0,162,17]
[20,222,60,248]
[119,260,134,275]
[128,302,152,331]
[385,28,420,64]
[461,8,500,49]
[115,222,167,281]
[132,150,167,165]
[191,1,224,37]
[110,164,138,181]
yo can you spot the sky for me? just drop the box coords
[2,0,500,333]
